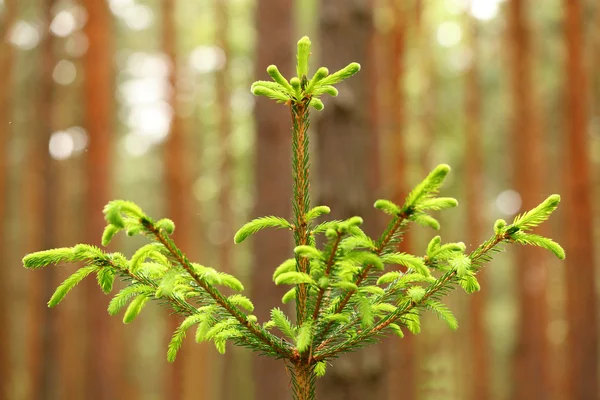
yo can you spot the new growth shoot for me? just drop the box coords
[23,36,564,400]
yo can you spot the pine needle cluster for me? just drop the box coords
[22,36,564,400]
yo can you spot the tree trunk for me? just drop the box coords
[507,1,551,398]
[162,1,193,398]
[563,0,598,398]
[464,14,489,400]
[316,2,384,399]
[82,1,123,398]
[25,1,59,398]
[385,3,416,399]
[253,1,293,399]
[215,2,239,399]
[0,1,16,396]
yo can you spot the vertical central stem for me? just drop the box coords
[291,100,311,324]
[290,361,316,400]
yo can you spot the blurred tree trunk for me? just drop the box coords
[25,0,59,398]
[0,0,16,396]
[316,2,384,399]
[25,0,55,395]
[385,3,416,399]
[253,1,293,399]
[464,15,489,400]
[82,1,124,398]
[215,2,238,399]
[507,1,551,399]
[563,0,598,398]
[163,1,193,399]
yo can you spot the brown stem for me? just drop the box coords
[290,100,311,323]
[291,361,316,400]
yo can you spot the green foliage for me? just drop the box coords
[48,266,99,307]
[22,36,565,400]
[270,308,296,340]
[108,285,154,316]
[511,232,565,260]
[23,247,77,269]
[296,321,313,353]
[168,314,204,362]
[314,361,327,377]
[512,194,560,231]
[96,267,116,293]
[425,300,458,330]
[233,216,292,244]
[123,294,150,324]
[251,36,360,111]
[306,205,331,222]
[275,272,315,286]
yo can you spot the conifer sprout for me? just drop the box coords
[22,36,564,400]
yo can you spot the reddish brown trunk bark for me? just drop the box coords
[26,1,59,398]
[563,0,598,398]
[316,2,384,399]
[55,161,86,400]
[0,1,16,396]
[82,1,123,398]
[386,4,416,400]
[508,1,551,399]
[464,15,490,400]
[162,1,192,398]
[253,1,293,399]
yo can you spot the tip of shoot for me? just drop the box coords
[348,62,361,72]
[347,216,363,227]
[298,36,311,46]
[545,194,561,207]
[435,164,451,174]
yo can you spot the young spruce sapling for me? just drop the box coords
[23,36,565,400]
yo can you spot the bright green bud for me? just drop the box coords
[296,36,311,78]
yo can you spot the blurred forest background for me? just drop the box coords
[0,0,599,399]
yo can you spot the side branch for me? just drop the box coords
[312,232,342,321]
[317,213,409,338]
[314,232,506,360]
[142,219,292,358]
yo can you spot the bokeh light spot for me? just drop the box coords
[50,10,77,37]
[9,20,40,50]
[189,46,226,74]
[436,22,462,48]
[469,0,503,21]
[495,189,522,216]
[123,133,151,157]
[49,131,75,160]
[53,60,77,85]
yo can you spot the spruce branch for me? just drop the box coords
[140,218,292,358]
[312,232,507,360]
